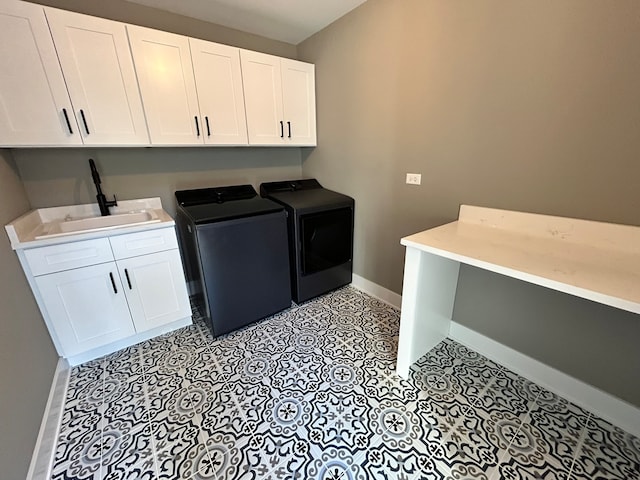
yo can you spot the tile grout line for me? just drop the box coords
[144,324,204,479]
[139,344,163,480]
[404,351,486,478]
[488,385,543,480]
[567,411,593,480]
[98,358,107,480]
[461,358,504,479]
[209,347,263,480]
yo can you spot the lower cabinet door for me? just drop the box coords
[35,262,135,357]
[117,249,191,333]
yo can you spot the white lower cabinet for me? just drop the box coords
[116,250,191,333]
[35,263,135,357]
[24,227,191,363]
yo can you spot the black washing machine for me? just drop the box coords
[175,185,291,336]
[260,179,354,304]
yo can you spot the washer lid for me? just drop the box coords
[176,184,257,207]
[175,185,284,224]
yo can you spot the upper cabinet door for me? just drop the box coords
[190,39,248,145]
[281,59,316,146]
[0,0,80,146]
[127,25,202,145]
[240,50,285,146]
[45,8,149,146]
[241,50,316,146]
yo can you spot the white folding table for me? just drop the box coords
[396,205,640,378]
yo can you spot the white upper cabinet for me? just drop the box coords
[127,26,249,146]
[127,25,202,145]
[189,39,248,145]
[240,50,284,146]
[45,8,149,145]
[240,50,316,146]
[0,1,315,148]
[281,58,317,146]
[0,0,81,146]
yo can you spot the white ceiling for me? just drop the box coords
[124,0,368,45]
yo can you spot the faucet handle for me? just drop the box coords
[107,194,118,208]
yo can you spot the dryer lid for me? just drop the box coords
[259,178,322,196]
[260,179,354,213]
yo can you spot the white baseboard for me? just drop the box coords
[66,316,191,366]
[351,274,402,309]
[351,275,640,438]
[27,358,70,480]
[449,321,640,438]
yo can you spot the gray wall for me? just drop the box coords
[298,0,640,406]
[0,149,58,480]
[14,148,302,218]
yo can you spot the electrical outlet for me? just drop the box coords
[406,173,422,185]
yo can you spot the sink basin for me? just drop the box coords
[35,211,161,239]
[59,211,158,233]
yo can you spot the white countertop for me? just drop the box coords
[401,205,640,314]
[5,197,175,250]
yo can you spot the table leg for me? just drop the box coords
[396,247,460,378]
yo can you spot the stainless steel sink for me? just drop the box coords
[35,211,160,239]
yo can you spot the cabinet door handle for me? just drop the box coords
[280,120,284,138]
[205,116,211,137]
[62,108,73,134]
[124,269,132,290]
[195,116,200,137]
[80,109,90,134]
[109,272,118,294]
[287,121,291,138]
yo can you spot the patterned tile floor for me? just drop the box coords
[52,287,640,480]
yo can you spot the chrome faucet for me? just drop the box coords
[88,158,117,216]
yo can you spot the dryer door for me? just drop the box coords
[300,207,353,275]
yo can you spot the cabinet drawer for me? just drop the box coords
[24,238,114,276]
[110,227,178,260]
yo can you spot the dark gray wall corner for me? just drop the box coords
[0,149,58,480]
